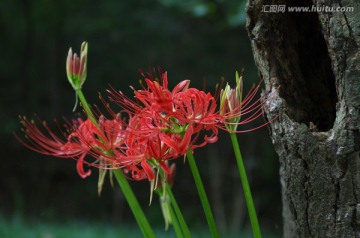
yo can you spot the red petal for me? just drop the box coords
[172,80,190,94]
[141,160,155,181]
[76,153,91,179]
[158,160,171,174]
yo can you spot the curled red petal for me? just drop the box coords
[76,153,91,179]
[205,134,218,143]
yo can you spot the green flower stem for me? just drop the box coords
[165,183,191,238]
[229,133,261,238]
[75,89,154,238]
[186,151,219,238]
[114,170,155,238]
[75,89,97,125]
[168,201,184,238]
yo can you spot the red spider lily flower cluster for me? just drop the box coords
[17,69,270,182]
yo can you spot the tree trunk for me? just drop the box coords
[246,0,360,237]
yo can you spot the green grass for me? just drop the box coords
[0,216,151,238]
[0,215,280,238]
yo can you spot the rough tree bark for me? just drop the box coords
[246,0,360,237]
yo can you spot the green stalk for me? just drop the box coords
[75,89,155,238]
[186,151,219,238]
[168,200,184,238]
[76,89,97,125]
[114,170,155,238]
[229,133,261,238]
[165,183,191,237]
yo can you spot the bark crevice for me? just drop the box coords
[337,0,353,37]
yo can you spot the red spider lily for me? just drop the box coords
[109,70,220,150]
[134,71,190,118]
[109,70,189,119]
[118,113,179,181]
[17,116,91,178]
[173,88,217,125]
[171,87,219,146]
[16,115,131,179]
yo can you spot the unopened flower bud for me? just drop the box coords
[220,71,243,130]
[66,41,88,91]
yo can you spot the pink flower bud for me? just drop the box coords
[66,41,88,90]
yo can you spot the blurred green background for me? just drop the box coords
[0,0,281,237]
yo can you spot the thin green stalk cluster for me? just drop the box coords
[165,183,192,237]
[114,170,155,238]
[155,161,191,237]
